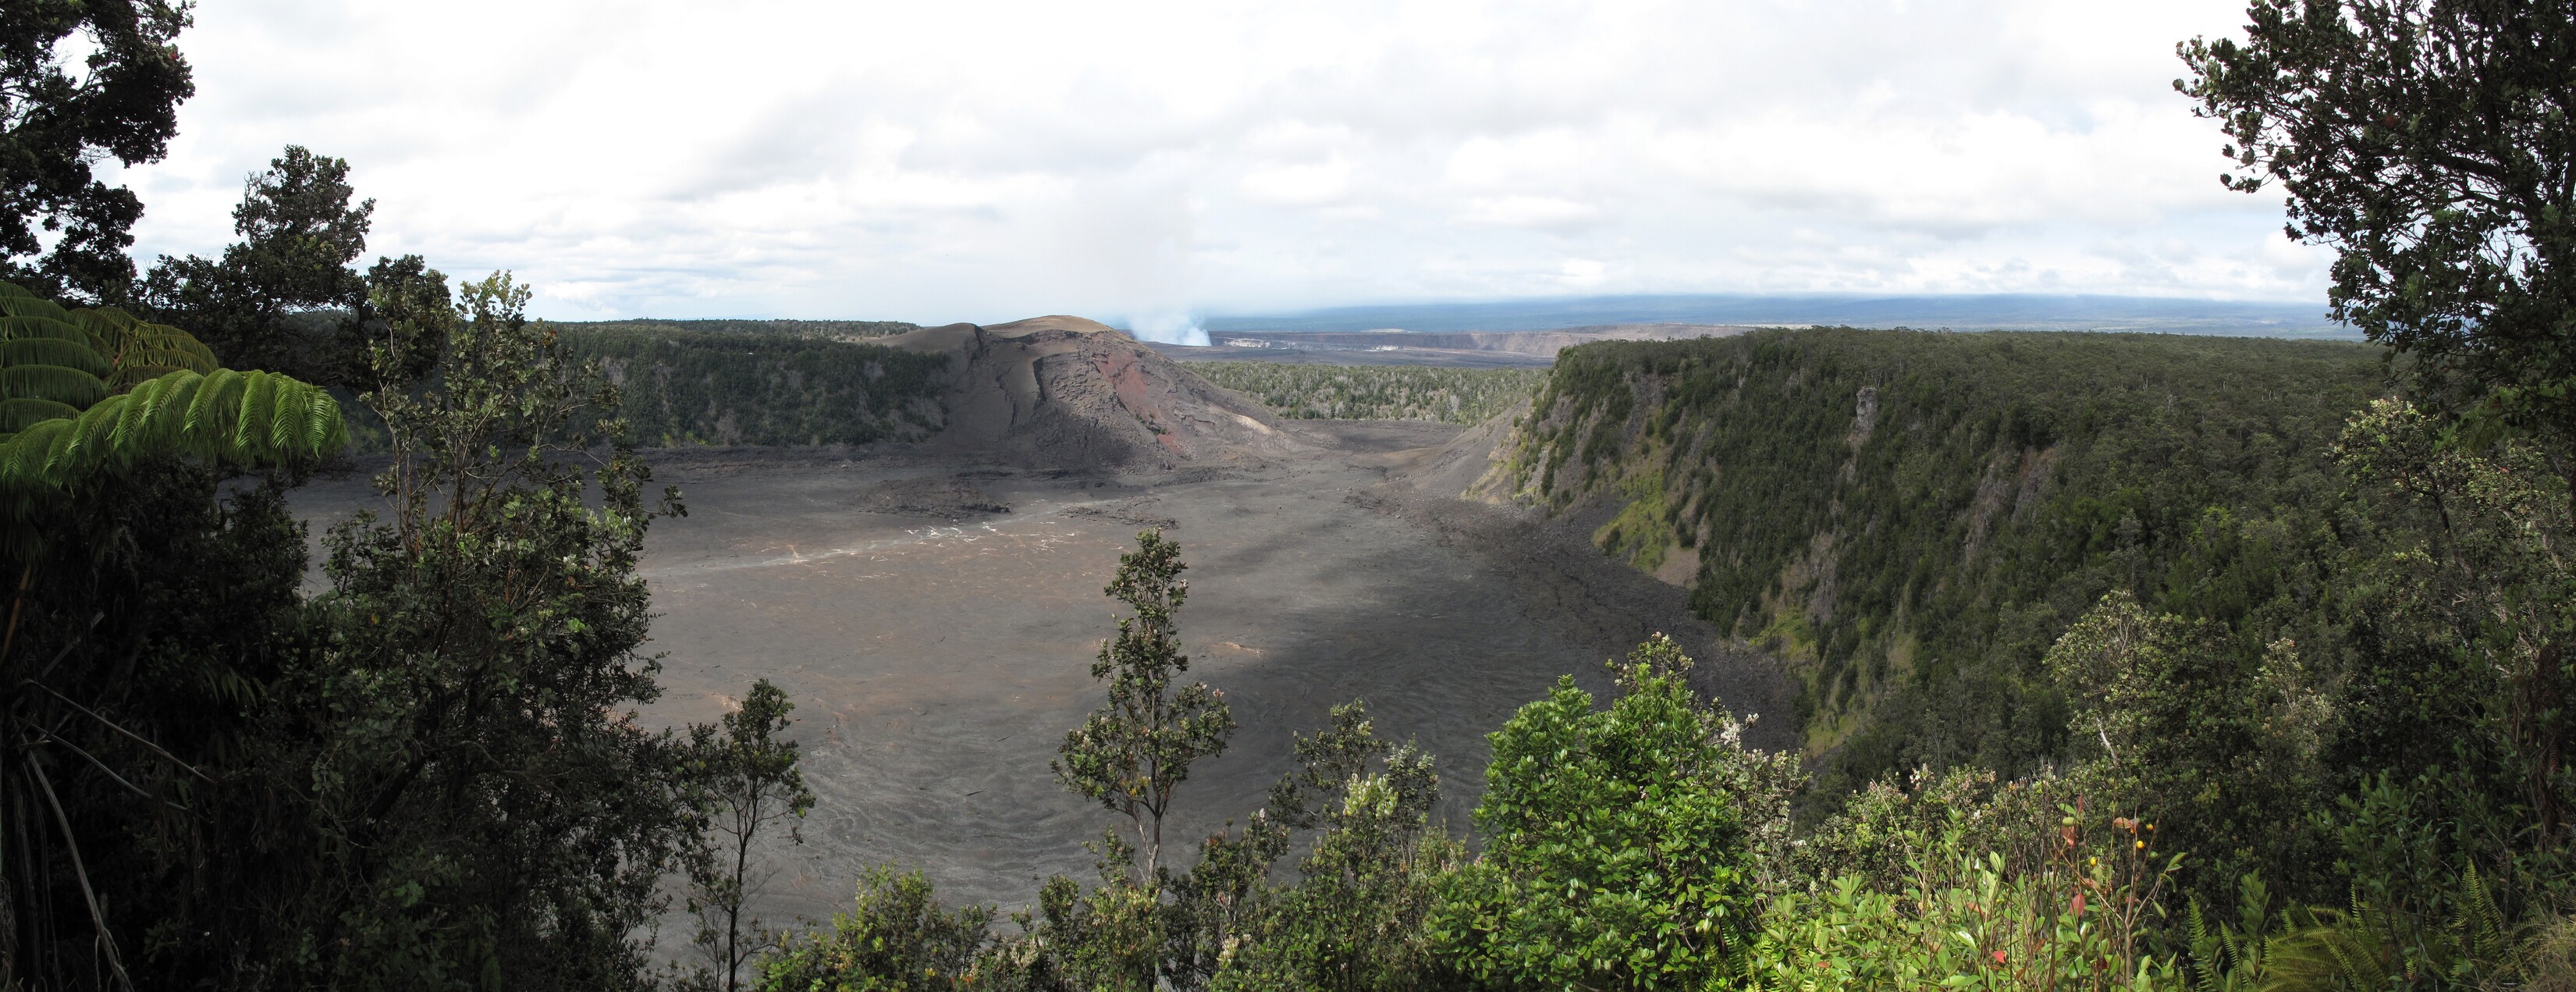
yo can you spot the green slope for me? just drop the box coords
[1483,328,2388,793]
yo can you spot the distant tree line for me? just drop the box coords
[559,318,924,342]
[1184,362,1546,425]
[562,325,950,448]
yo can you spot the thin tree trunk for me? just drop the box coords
[727,825,749,992]
[26,756,130,991]
[1,564,30,667]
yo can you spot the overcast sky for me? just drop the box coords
[106,0,2318,331]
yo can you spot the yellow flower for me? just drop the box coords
[2134,840,2144,850]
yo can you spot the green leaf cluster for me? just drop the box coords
[0,279,344,554]
[1186,702,1467,992]
[0,0,193,300]
[1429,635,1760,991]
[2180,0,2576,452]
[684,679,819,991]
[1052,529,1236,884]
[753,866,1000,992]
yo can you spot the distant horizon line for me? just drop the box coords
[563,290,2337,326]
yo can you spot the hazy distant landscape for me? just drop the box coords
[1200,292,2352,337]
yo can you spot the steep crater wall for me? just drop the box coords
[1476,328,2389,791]
[562,315,1303,470]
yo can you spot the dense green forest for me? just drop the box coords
[560,324,950,446]
[1491,330,2382,780]
[1183,361,1546,424]
[557,317,923,341]
[1468,324,2572,972]
[332,325,950,453]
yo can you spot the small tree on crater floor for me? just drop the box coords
[1055,528,1237,883]
[684,678,815,992]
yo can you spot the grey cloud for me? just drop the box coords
[118,0,2311,322]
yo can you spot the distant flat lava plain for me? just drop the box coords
[290,420,1787,925]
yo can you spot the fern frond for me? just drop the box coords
[0,337,111,376]
[0,398,80,433]
[107,364,187,390]
[1,368,348,555]
[115,346,216,374]
[306,389,345,453]
[0,314,94,344]
[70,393,124,470]
[0,370,347,485]
[0,419,72,502]
[71,308,220,380]
[233,372,277,456]
[183,369,245,453]
[124,369,344,466]
[0,364,108,407]
[126,325,216,373]
[0,282,349,559]
[2187,901,2223,992]
[68,308,135,363]
[113,373,183,457]
[68,306,135,340]
[0,293,72,322]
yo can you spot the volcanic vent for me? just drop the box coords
[880,315,1305,470]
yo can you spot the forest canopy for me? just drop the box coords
[559,323,950,448]
[1183,361,1545,425]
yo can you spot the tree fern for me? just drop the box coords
[0,280,346,557]
[0,336,112,376]
[0,399,80,433]
[0,313,106,387]
[0,364,109,409]
[72,305,219,385]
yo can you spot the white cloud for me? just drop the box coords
[1240,158,1353,206]
[1460,196,1599,233]
[105,0,2326,323]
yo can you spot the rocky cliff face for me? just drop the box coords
[880,315,1306,470]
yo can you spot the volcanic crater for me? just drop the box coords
[290,318,1789,921]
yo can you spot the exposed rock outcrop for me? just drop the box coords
[879,315,1306,470]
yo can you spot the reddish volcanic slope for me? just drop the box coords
[880,315,1307,470]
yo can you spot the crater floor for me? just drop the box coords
[290,420,1787,924]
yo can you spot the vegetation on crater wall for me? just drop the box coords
[561,325,951,447]
[1489,329,2387,789]
[1185,361,1546,425]
[557,318,924,341]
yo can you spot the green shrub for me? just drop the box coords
[753,866,1000,992]
[1428,635,1764,990]
[1193,703,1470,992]
[1749,815,2184,992]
